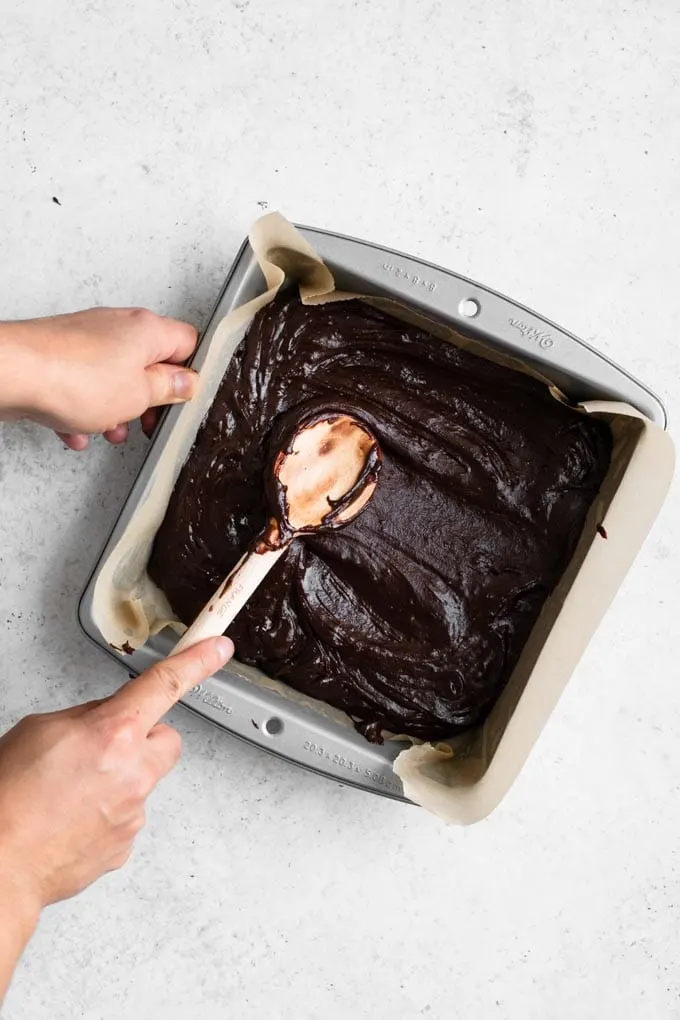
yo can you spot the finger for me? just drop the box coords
[152,318,199,365]
[145,364,199,409]
[146,723,183,778]
[140,407,160,438]
[56,431,89,451]
[100,636,234,734]
[104,423,129,445]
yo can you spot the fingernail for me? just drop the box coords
[172,369,198,400]
[214,636,234,660]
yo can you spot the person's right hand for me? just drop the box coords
[0,635,233,914]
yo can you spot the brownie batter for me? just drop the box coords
[149,293,612,742]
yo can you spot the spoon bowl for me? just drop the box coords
[172,411,381,654]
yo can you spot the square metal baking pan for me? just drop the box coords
[78,225,667,805]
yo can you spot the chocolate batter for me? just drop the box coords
[149,293,612,742]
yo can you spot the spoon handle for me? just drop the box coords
[171,545,287,655]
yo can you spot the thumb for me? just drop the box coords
[145,363,199,408]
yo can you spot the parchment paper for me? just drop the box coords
[91,214,675,824]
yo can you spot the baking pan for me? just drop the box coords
[77,225,667,804]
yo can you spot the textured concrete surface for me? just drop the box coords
[1,1,679,1017]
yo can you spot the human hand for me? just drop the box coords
[0,636,232,916]
[0,307,200,450]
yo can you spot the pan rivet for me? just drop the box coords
[459,298,480,318]
[263,717,283,736]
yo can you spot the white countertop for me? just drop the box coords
[1,1,679,1017]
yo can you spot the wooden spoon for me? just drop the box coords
[171,412,381,655]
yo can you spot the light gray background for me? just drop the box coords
[1,1,679,1017]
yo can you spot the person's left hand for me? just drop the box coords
[0,307,200,450]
